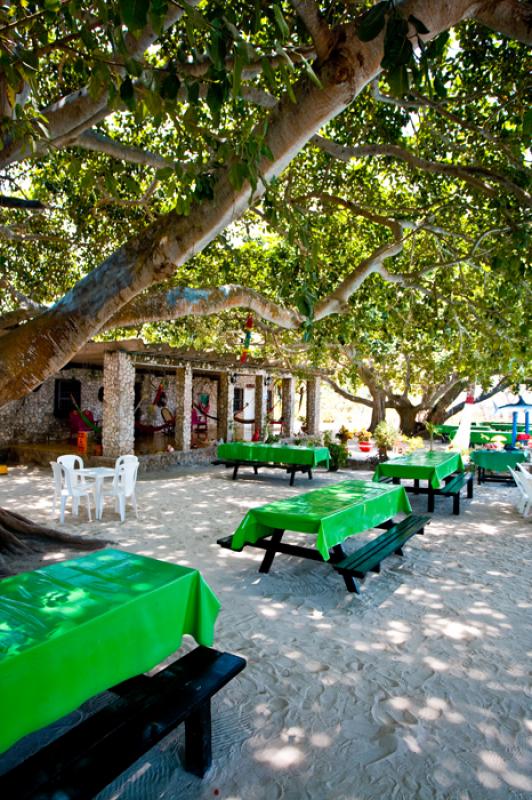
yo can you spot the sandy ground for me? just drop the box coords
[0,462,531,800]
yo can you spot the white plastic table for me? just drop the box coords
[78,466,115,519]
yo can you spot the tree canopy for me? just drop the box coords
[0,0,530,406]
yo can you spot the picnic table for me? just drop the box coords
[218,479,429,593]
[0,549,245,795]
[470,449,527,484]
[216,441,330,485]
[373,450,473,514]
[0,549,220,754]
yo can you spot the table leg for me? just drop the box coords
[232,464,239,480]
[308,468,313,480]
[289,468,296,487]
[330,545,358,593]
[428,485,435,513]
[414,479,420,495]
[259,529,284,573]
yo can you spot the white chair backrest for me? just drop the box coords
[516,462,532,479]
[50,461,64,494]
[115,454,138,470]
[58,454,84,471]
[114,460,138,496]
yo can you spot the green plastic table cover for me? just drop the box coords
[231,479,411,561]
[470,449,526,471]
[467,430,513,445]
[373,451,464,489]
[0,549,220,754]
[217,441,330,468]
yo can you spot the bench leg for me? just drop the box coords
[453,493,460,515]
[232,464,239,480]
[477,467,482,485]
[259,529,284,573]
[185,701,212,777]
[467,476,473,499]
[392,477,400,485]
[330,545,359,593]
[289,468,296,487]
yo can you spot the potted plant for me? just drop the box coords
[324,431,349,471]
[356,429,372,452]
[336,425,354,445]
[373,421,398,460]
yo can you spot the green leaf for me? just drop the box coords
[357,2,388,42]
[161,72,180,100]
[408,15,430,35]
[187,81,200,104]
[381,17,412,70]
[149,0,169,35]
[387,64,409,97]
[273,5,290,39]
[119,0,149,32]
[206,80,226,117]
[523,108,532,138]
[155,166,174,180]
[124,58,143,78]
[119,76,135,108]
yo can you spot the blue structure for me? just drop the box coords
[495,396,532,445]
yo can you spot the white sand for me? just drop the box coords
[0,463,531,800]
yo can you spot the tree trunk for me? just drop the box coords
[395,403,420,436]
[369,390,387,431]
[426,382,466,424]
[0,507,108,576]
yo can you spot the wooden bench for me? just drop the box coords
[0,646,246,799]
[212,458,314,486]
[333,514,430,593]
[438,471,474,515]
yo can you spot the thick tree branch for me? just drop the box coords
[289,1,333,59]
[312,134,531,206]
[75,131,173,170]
[322,375,374,407]
[103,285,302,330]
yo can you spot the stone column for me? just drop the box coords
[174,365,193,451]
[217,373,234,442]
[281,376,296,438]
[306,376,321,436]
[254,373,267,437]
[103,352,135,458]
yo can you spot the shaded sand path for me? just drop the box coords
[0,464,530,799]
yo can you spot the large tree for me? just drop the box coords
[0,0,530,405]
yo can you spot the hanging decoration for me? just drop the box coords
[239,315,253,363]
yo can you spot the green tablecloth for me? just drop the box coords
[470,449,526,471]
[0,549,220,754]
[217,441,330,468]
[231,479,411,561]
[434,425,519,444]
[373,451,464,489]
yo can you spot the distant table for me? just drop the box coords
[78,466,115,518]
[373,451,466,512]
[0,549,220,754]
[216,442,330,485]
[470,449,527,483]
[222,480,412,591]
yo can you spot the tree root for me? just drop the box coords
[0,506,110,576]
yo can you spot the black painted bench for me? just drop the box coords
[439,471,474,515]
[333,514,430,593]
[212,458,314,486]
[0,646,246,800]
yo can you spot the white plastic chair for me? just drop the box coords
[97,456,139,522]
[508,467,531,517]
[51,461,95,523]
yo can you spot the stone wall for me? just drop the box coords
[0,367,104,448]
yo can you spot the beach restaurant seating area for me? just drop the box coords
[0,436,530,798]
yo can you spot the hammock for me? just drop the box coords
[194,401,218,421]
[233,404,283,425]
[70,396,101,435]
